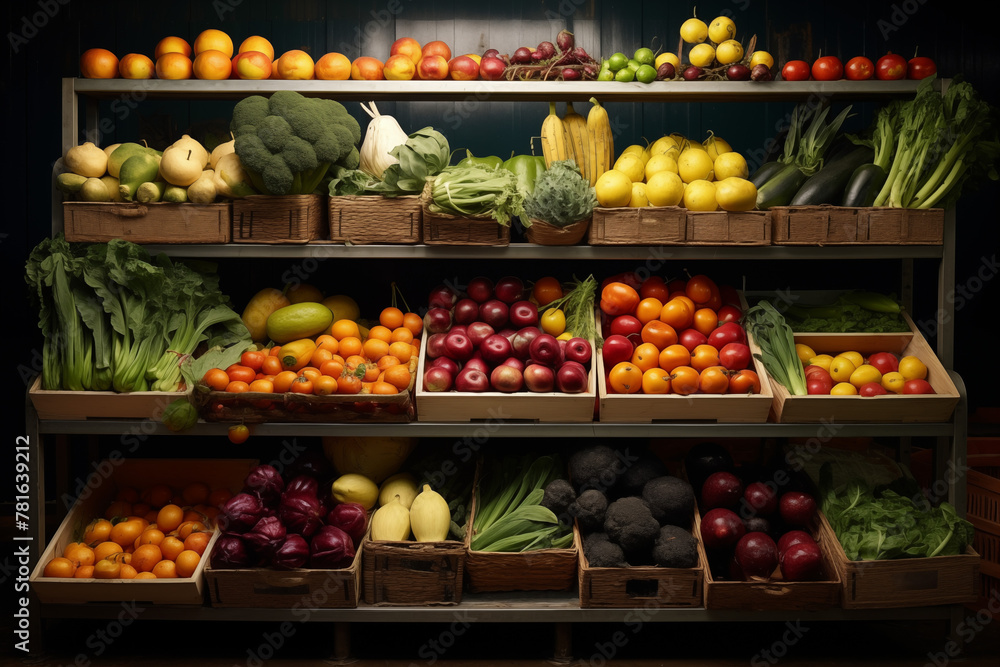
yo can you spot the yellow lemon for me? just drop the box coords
[654,52,681,70]
[629,182,649,207]
[613,152,646,182]
[831,382,858,396]
[689,43,716,67]
[795,344,817,364]
[595,169,633,207]
[750,51,774,70]
[540,308,566,336]
[714,152,749,180]
[839,350,865,368]
[703,134,733,161]
[649,135,680,157]
[680,18,709,44]
[708,16,738,43]
[898,355,928,380]
[645,171,685,207]
[683,179,717,211]
[882,371,906,393]
[849,364,883,389]
[829,356,857,383]
[620,144,649,162]
[644,153,679,180]
[808,354,834,371]
[715,39,744,65]
[714,177,757,211]
[678,149,715,183]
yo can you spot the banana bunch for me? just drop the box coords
[539,99,612,186]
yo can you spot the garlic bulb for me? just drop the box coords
[359,101,408,179]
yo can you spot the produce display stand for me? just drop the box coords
[31,76,973,661]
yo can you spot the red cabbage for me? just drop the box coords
[309,525,356,569]
[219,492,266,533]
[278,490,324,537]
[326,502,368,544]
[244,464,284,505]
[243,516,287,564]
[272,534,310,570]
[283,474,320,499]
[210,534,250,569]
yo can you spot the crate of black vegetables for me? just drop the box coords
[571,445,706,608]
[687,443,842,611]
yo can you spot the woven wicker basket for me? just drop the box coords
[362,538,465,606]
[328,195,421,245]
[420,181,510,246]
[232,194,327,243]
[524,217,591,245]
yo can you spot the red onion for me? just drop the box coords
[278,491,325,537]
[210,534,250,569]
[310,525,356,569]
[244,465,284,505]
[219,492,266,533]
[243,516,287,563]
[273,534,310,570]
[326,502,368,544]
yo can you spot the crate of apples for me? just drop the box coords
[596,273,773,423]
[416,276,597,423]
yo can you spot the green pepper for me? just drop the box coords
[502,154,546,196]
[456,150,504,169]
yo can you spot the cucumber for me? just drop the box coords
[789,147,875,206]
[754,163,808,210]
[749,161,786,189]
[841,163,889,207]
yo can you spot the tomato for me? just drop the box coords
[719,342,751,371]
[240,350,266,371]
[845,56,874,80]
[669,366,700,395]
[902,378,936,394]
[907,56,936,80]
[226,363,256,384]
[601,334,634,368]
[807,373,834,395]
[601,272,643,293]
[635,297,664,324]
[698,366,730,394]
[658,344,691,373]
[811,56,843,81]
[641,368,672,394]
[876,53,906,80]
[610,315,643,338]
[608,361,643,394]
[600,281,640,316]
[716,304,742,324]
[690,344,720,372]
[692,308,720,337]
[227,424,250,444]
[728,369,761,394]
[781,60,811,81]
[639,276,670,302]
[532,276,563,306]
[684,274,717,305]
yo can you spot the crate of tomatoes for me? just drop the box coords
[596,273,773,423]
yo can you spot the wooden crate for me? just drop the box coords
[967,443,1000,609]
[63,201,231,243]
[685,210,771,246]
[414,324,597,423]
[28,376,188,421]
[204,545,363,608]
[232,194,327,243]
[576,519,705,608]
[588,206,686,245]
[328,195,421,245]
[596,315,774,423]
[770,313,959,423]
[818,511,981,609]
[861,207,944,244]
[362,538,465,606]
[696,508,842,611]
[770,206,864,245]
[29,458,253,605]
[421,182,510,246]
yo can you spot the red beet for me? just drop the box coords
[735,532,779,579]
[700,508,746,550]
[780,541,824,581]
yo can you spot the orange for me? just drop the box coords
[80,48,119,78]
[238,35,274,60]
[641,368,673,394]
[372,381,398,395]
[159,536,185,562]
[383,365,412,391]
[351,56,385,80]
[155,36,192,60]
[193,49,233,79]
[367,325,393,343]
[380,307,405,329]
[155,52,193,80]
[93,541,123,562]
[402,313,423,337]
[83,518,113,546]
[608,362,643,394]
[132,544,163,573]
[183,531,211,556]
[331,319,361,340]
[272,370,299,393]
[338,336,363,358]
[151,560,178,579]
[193,29,234,58]
[363,338,390,362]
[630,343,661,373]
[276,49,316,79]
[388,341,414,364]
[175,550,201,578]
[315,52,351,80]
[118,53,155,79]
[390,327,414,344]
[74,565,95,579]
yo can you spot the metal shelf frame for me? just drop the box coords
[33,77,969,659]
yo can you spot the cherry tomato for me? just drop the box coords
[781,60,811,81]
[876,53,906,80]
[811,56,843,81]
[845,56,874,81]
[907,56,937,80]
[227,424,250,444]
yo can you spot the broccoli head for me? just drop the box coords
[642,476,695,527]
[652,525,699,568]
[230,91,361,195]
[569,489,608,533]
[604,496,660,555]
[584,538,628,568]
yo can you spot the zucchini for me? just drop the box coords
[749,160,786,189]
[841,163,889,207]
[789,147,875,206]
[755,163,808,210]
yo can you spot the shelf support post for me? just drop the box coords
[551,622,573,663]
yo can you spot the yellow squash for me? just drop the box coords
[370,495,410,541]
[408,484,451,542]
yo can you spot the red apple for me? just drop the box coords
[478,299,509,330]
[494,276,525,304]
[423,366,453,392]
[453,298,480,325]
[777,530,815,556]
[463,357,489,375]
[479,56,506,80]
[806,372,834,395]
[743,481,778,516]
[464,321,495,348]
[556,361,589,394]
[448,324,467,337]
[454,367,490,392]
[425,332,448,359]
[428,284,458,309]
[502,357,525,373]
[780,541,824,581]
[601,334,634,367]
[511,326,541,360]
[508,300,539,329]
[564,337,592,365]
[867,352,899,375]
[779,492,817,527]
[466,276,494,303]
[529,333,563,367]
[523,363,555,392]
[424,307,453,334]
[490,364,523,392]
[480,334,513,366]
[444,331,474,361]
[430,356,461,377]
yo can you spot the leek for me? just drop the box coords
[742,301,808,396]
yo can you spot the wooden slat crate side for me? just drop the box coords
[771,206,862,245]
[588,206,686,245]
[64,201,231,244]
[861,207,944,244]
[686,211,771,246]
